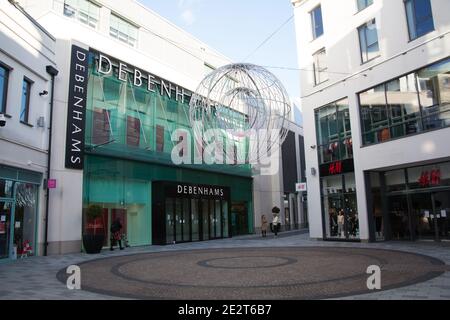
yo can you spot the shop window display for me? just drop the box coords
[368,161,450,242]
[315,98,352,165]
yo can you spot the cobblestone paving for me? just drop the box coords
[0,231,449,300]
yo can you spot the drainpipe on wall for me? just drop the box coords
[44,65,59,256]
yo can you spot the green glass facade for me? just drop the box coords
[82,51,253,246]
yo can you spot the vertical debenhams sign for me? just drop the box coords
[65,45,89,170]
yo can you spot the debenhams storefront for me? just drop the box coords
[67,46,254,248]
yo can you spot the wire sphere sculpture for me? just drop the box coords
[189,63,291,164]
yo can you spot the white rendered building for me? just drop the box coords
[0,0,57,260]
[293,0,450,242]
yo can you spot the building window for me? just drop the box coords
[405,0,434,40]
[0,64,9,114]
[110,14,139,48]
[357,0,373,12]
[64,0,100,29]
[310,5,324,40]
[359,57,450,145]
[20,78,32,123]
[358,19,379,63]
[315,98,353,165]
[313,48,328,85]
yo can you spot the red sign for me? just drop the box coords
[328,161,343,175]
[47,179,57,189]
[418,169,441,188]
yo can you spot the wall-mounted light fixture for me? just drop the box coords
[39,90,49,96]
[311,168,317,176]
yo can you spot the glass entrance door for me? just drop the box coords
[0,201,13,260]
[432,192,450,240]
[411,193,434,240]
[388,195,411,240]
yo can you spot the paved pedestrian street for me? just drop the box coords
[1,231,450,300]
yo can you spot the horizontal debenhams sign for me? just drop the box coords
[165,183,230,199]
[94,50,192,104]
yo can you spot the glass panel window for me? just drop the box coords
[311,6,324,40]
[408,163,450,189]
[315,98,352,165]
[0,179,14,198]
[357,0,373,12]
[386,74,421,138]
[405,0,434,40]
[20,78,31,123]
[64,0,100,29]
[313,48,328,85]
[385,169,406,193]
[359,57,450,145]
[417,58,450,130]
[14,183,38,257]
[0,65,9,114]
[110,14,139,48]
[358,19,379,63]
[359,85,388,144]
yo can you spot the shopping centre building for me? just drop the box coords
[0,0,305,258]
[293,0,450,242]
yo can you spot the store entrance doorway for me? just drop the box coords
[387,191,450,242]
[412,191,450,241]
[0,201,13,260]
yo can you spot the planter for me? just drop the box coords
[82,234,105,254]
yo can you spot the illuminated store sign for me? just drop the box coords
[320,159,355,177]
[418,169,441,187]
[95,51,192,104]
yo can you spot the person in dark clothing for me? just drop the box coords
[110,218,124,251]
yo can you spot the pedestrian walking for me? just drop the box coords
[261,215,269,237]
[272,212,281,237]
[110,218,124,251]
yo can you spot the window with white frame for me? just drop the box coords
[358,19,380,63]
[109,14,139,48]
[313,48,328,85]
[63,0,100,29]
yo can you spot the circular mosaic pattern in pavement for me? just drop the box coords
[57,247,448,300]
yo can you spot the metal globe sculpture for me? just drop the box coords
[189,63,291,164]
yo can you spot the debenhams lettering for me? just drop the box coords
[65,45,89,170]
[177,185,225,197]
[97,54,191,104]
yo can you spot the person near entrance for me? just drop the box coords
[261,215,269,238]
[272,208,281,237]
[110,218,124,251]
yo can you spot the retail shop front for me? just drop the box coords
[70,45,254,248]
[315,98,360,241]
[367,161,450,242]
[0,165,41,261]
